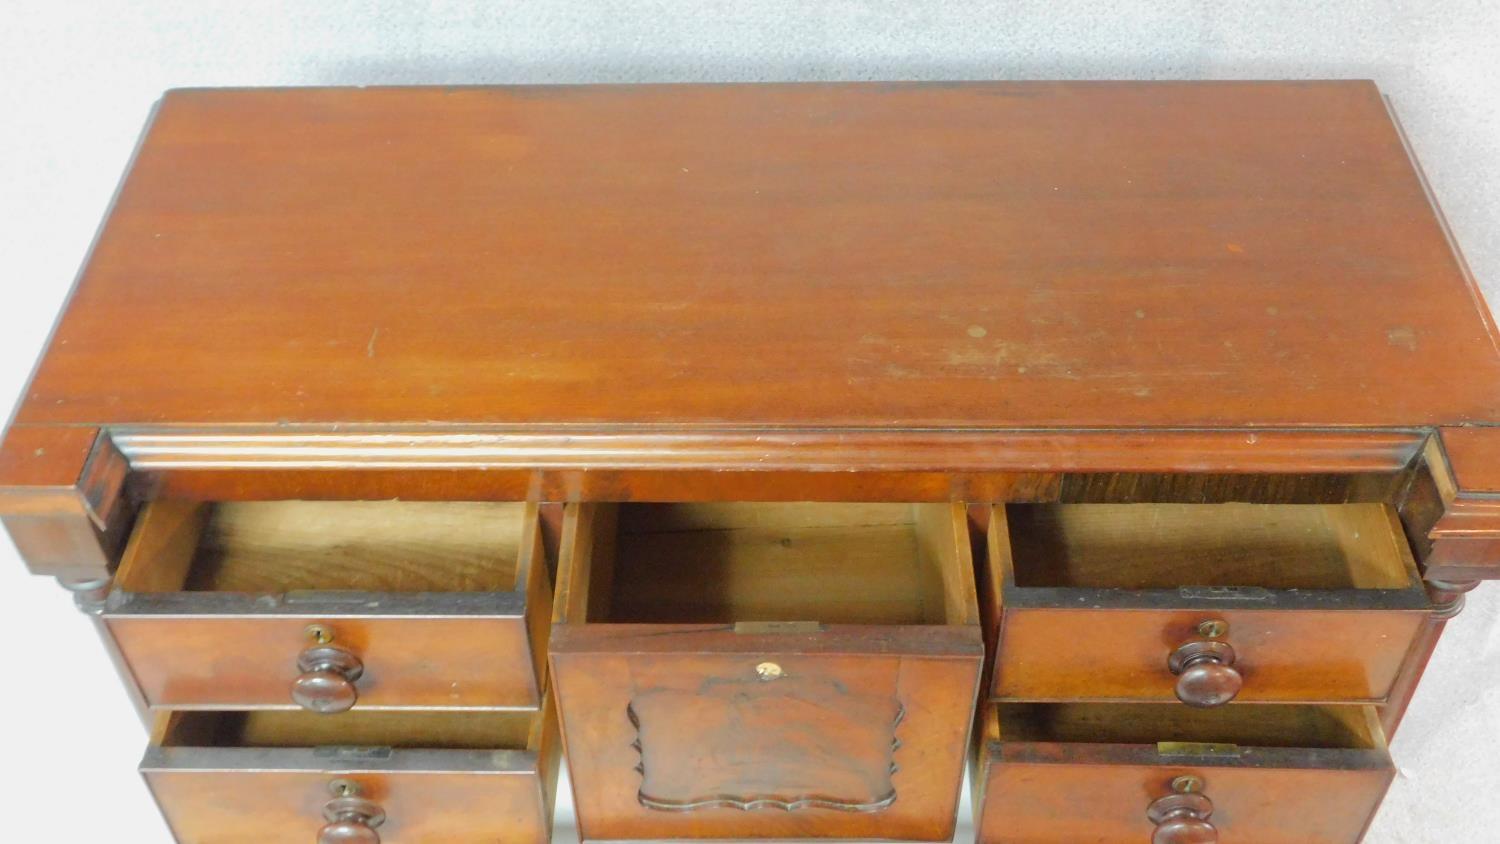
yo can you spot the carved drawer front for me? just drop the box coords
[986,503,1429,706]
[105,500,551,711]
[972,702,1394,843]
[142,706,560,844]
[549,502,984,841]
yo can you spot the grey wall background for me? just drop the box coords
[1,3,1496,841]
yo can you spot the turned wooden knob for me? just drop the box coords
[1148,780,1216,844]
[318,795,385,844]
[292,645,365,713]
[1168,639,1241,708]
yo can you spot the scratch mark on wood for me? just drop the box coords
[1386,326,1418,352]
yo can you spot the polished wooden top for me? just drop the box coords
[13,81,1500,430]
[1440,427,1500,492]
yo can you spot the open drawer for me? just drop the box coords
[143,705,560,844]
[549,502,984,842]
[105,500,550,711]
[986,503,1429,706]
[972,702,1393,843]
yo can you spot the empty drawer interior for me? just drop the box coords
[991,702,1383,751]
[575,502,973,625]
[1002,503,1416,590]
[157,709,538,751]
[116,500,530,593]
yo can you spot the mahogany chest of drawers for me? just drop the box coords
[3,80,1497,843]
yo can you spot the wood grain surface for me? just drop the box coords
[145,708,556,844]
[11,81,1499,430]
[552,637,980,841]
[104,499,548,710]
[603,502,967,625]
[549,502,983,840]
[973,704,1394,843]
[986,504,1429,703]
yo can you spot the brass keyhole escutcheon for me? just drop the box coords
[1171,775,1204,794]
[1196,620,1228,639]
[755,661,784,681]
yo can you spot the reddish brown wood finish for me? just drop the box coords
[1421,428,1500,579]
[975,749,1392,844]
[0,81,1498,843]
[143,706,561,844]
[96,427,1418,513]
[548,502,984,841]
[972,706,1395,844]
[1379,579,1480,735]
[4,83,1497,573]
[1438,427,1500,494]
[109,429,1425,475]
[552,627,981,841]
[105,500,551,711]
[1430,428,1500,536]
[146,762,554,844]
[10,82,1500,432]
[1380,437,1487,734]
[985,504,1431,705]
[112,614,543,712]
[994,608,1425,705]
[0,427,131,578]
